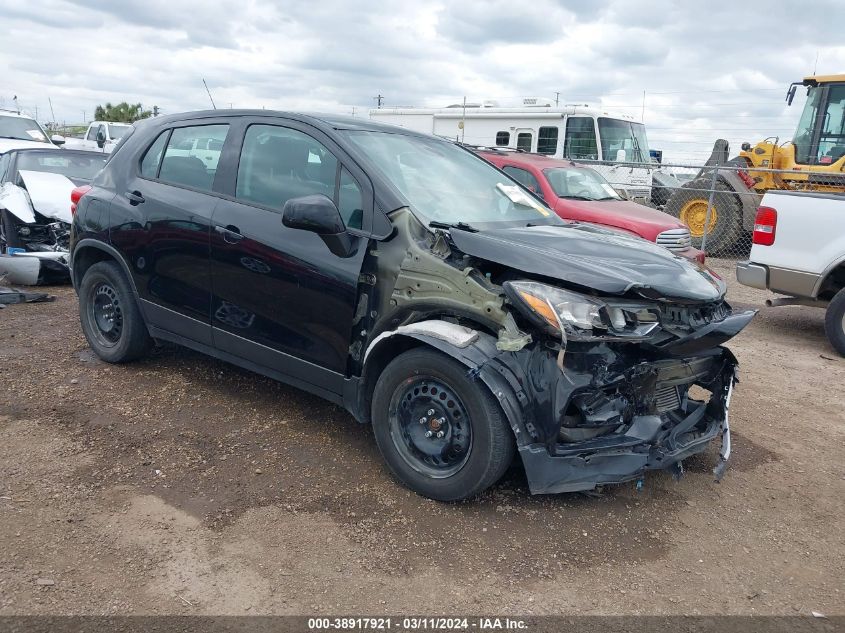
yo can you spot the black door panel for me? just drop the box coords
[110,178,217,327]
[209,121,371,380]
[210,198,365,374]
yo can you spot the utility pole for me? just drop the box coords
[555,92,560,107]
[374,94,384,108]
[83,110,86,123]
[48,97,56,124]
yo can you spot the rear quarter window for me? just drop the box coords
[140,131,170,178]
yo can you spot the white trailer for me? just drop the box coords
[369,99,654,200]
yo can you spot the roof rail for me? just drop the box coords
[457,142,526,153]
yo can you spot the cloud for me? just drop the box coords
[1,0,843,161]
[436,0,571,47]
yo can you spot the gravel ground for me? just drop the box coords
[0,261,843,616]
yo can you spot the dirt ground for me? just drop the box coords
[0,260,843,616]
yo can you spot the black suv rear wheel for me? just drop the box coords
[78,260,151,363]
[372,347,515,501]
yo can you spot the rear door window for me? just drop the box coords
[157,124,229,192]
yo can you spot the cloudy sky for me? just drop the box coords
[2,0,844,162]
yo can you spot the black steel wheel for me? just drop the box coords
[388,376,473,478]
[90,281,124,347]
[78,260,151,363]
[372,347,515,501]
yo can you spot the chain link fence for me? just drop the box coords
[571,158,845,261]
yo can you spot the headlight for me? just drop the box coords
[503,281,660,341]
[504,281,606,338]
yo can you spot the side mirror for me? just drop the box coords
[282,194,344,234]
[282,194,355,257]
[51,134,66,146]
[615,149,627,162]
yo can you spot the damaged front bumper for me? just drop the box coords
[499,339,742,494]
[0,251,70,285]
[517,353,738,494]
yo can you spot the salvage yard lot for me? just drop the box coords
[1,262,843,615]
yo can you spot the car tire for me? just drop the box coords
[78,260,151,363]
[0,209,23,252]
[371,347,515,501]
[824,287,845,357]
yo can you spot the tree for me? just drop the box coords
[91,102,157,123]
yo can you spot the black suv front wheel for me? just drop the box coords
[372,348,515,501]
[78,260,151,363]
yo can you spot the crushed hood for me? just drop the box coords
[4,170,77,224]
[449,223,726,302]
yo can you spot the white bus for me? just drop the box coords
[369,99,653,200]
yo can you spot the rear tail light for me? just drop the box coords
[70,185,92,216]
[752,206,777,246]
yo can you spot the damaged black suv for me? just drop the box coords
[70,111,754,501]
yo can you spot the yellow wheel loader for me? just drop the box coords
[665,74,845,254]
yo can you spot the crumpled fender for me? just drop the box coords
[361,320,530,443]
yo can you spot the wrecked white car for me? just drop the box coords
[0,148,108,284]
[69,111,755,501]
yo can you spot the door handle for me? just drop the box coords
[215,224,244,243]
[125,190,145,205]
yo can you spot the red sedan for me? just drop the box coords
[477,150,704,263]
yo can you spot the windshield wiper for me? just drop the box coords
[429,221,478,232]
[0,135,32,141]
[560,195,594,201]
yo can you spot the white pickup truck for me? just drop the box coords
[737,190,845,355]
[63,121,133,153]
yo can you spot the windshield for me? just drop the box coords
[0,114,49,143]
[108,124,132,140]
[16,151,108,181]
[544,167,622,200]
[793,84,845,164]
[597,118,650,164]
[344,131,560,226]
